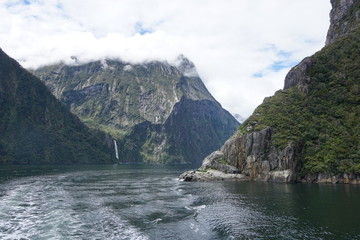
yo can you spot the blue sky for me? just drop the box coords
[252,49,296,78]
[135,22,153,35]
[5,0,31,7]
[0,0,332,118]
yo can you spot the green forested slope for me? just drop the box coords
[240,28,360,175]
[0,49,114,164]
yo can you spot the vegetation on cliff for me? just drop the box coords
[239,28,360,175]
[0,49,114,164]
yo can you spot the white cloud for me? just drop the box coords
[0,0,332,118]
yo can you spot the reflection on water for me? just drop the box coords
[0,165,359,240]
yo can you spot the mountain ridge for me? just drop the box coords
[33,56,239,164]
[33,56,219,128]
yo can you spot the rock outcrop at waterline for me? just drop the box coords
[180,0,360,183]
[180,128,302,183]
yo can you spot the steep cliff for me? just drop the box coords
[33,56,239,164]
[34,56,216,129]
[119,97,238,164]
[326,0,360,45]
[0,48,115,164]
[181,0,360,183]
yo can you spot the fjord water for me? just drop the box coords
[0,165,359,240]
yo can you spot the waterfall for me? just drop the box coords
[114,140,119,160]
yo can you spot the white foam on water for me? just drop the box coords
[151,218,163,224]
[193,205,206,210]
[90,207,149,240]
[0,175,149,240]
[0,176,83,239]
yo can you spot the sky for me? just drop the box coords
[0,0,332,119]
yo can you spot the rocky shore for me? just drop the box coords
[179,169,248,182]
[179,169,360,184]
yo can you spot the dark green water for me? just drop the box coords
[0,165,359,240]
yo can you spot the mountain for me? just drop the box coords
[0,48,115,164]
[32,56,239,164]
[233,113,245,123]
[181,0,360,183]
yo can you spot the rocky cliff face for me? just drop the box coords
[326,0,360,45]
[181,0,360,183]
[182,128,303,182]
[33,56,239,164]
[283,57,312,93]
[164,97,238,163]
[34,56,215,129]
[0,48,114,164]
[119,97,238,164]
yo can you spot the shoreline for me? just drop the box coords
[179,169,360,184]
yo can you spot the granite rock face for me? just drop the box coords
[184,128,301,182]
[283,57,312,93]
[179,169,248,182]
[326,0,359,45]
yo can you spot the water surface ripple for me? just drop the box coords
[0,165,359,240]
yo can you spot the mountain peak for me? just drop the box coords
[326,0,360,45]
[173,55,199,77]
